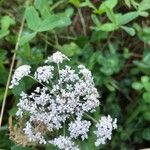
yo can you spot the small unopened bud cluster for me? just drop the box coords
[10,51,117,150]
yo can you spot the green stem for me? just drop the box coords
[0,16,25,127]
[84,112,98,124]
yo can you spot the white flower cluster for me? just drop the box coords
[45,51,70,63]
[94,115,117,146]
[23,121,46,144]
[34,66,54,83]
[10,51,117,150]
[49,136,79,150]
[9,65,31,88]
[68,118,91,140]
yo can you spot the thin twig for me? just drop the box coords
[78,9,87,36]
[0,17,25,127]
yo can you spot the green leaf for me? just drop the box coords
[141,76,149,83]
[138,11,149,17]
[61,42,81,57]
[25,6,41,31]
[97,23,117,32]
[19,32,37,45]
[124,0,131,7]
[99,0,118,13]
[105,7,116,23]
[132,82,143,90]
[143,82,150,91]
[34,0,50,18]
[0,30,9,39]
[138,0,150,11]
[69,0,80,7]
[144,112,150,121]
[121,26,135,36]
[142,128,150,140]
[143,92,150,103]
[37,15,71,32]
[1,16,12,31]
[118,12,139,25]
[91,15,101,27]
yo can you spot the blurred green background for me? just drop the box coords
[0,0,150,149]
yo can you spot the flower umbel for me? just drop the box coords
[94,115,117,146]
[10,51,117,150]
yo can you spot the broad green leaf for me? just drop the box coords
[138,0,150,11]
[25,6,41,31]
[132,82,143,90]
[19,32,37,45]
[142,128,150,140]
[97,23,117,32]
[121,26,135,36]
[1,16,12,31]
[34,0,50,18]
[37,15,71,32]
[118,12,139,25]
[143,92,150,103]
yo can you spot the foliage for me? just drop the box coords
[0,0,150,149]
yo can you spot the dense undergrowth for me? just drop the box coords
[0,0,150,149]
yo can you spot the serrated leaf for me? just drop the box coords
[121,26,135,36]
[25,6,41,31]
[19,32,37,45]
